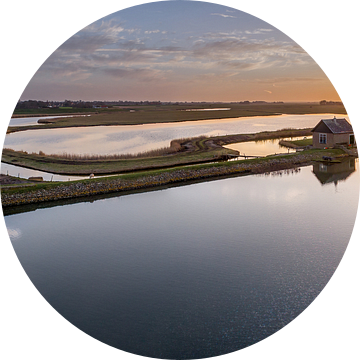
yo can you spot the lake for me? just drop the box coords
[4,113,347,156]
[5,160,359,359]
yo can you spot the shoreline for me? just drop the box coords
[1,149,350,208]
[7,102,347,134]
[11,112,96,119]
[2,128,313,176]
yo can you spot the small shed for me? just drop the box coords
[311,117,355,148]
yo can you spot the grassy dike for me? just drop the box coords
[1,148,347,207]
[2,129,313,175]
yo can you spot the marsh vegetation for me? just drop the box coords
[8,102,346,134]
[2,129,312,175]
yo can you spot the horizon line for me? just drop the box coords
[17,99,342,104]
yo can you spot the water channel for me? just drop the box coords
[4,160,359,358]
[9,115,90,127]
[4,113,347,156]
[1,113,346,180]
[0,136,300,181]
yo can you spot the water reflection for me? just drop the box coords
[5,165,358,358]
[9,115,89,127]
[312,158,358,186]
[4,114,346,156]
[224,139,296,157]
[0,162,89,181]
[256,158,358,188]
[256,167,302,177]
[3,160,358,217]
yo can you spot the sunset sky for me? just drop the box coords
[21,1,340,102]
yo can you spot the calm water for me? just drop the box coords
[5,161,359,359]
[1,115,314,180]
[0,137,303,181]
[0,136,298,180]
[4,114,347,156]
[224,138,300,157]
[0,162,117,181]
[9,115,88,127]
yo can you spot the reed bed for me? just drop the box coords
[36,147,178,160]
[3,147,176,160]
[3,136,210,161]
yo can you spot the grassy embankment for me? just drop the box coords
[7,102,347,134]
[0,147,348,208]
[279,138,313,148]
[1,127,349,208]
[2,128,313,175]
[2,102,349,207]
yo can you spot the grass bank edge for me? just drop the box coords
[2,128,313,175]
[1,148,346,197]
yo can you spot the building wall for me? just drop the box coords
[312,132,352,148]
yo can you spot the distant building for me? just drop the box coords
[311,117,355,148]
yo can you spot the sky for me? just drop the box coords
[22,1,340,102]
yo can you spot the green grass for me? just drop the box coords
[1,129,344,175]
[281,138,313,147]
[1,146,235,175]
[1,129,313,175]
[290,138,313,146]
[1,148,347,199]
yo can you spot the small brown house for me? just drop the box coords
[311,117,355,148]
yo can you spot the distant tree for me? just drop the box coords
[63,100,73,107]
[15,100,48,109]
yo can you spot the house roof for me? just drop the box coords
[312,117,353,134]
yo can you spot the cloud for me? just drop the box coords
[84,20,125,36]
[7,228,22,240]
[179,36,312,77]
[40,33,309,85]
[192,38,288,55]
[257,77,325,85]
[59,34,115,53]
[201,31,245,40]
[217,60,260,70]
[144,30,161,34]
[211,13,236,18]
[57,19,155,55]
[39,56,95,81]
[93,50,158,64]
[32,16,311,90]
[245,29,274,35]
[102,67,162,81]
[56,20,129,54]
